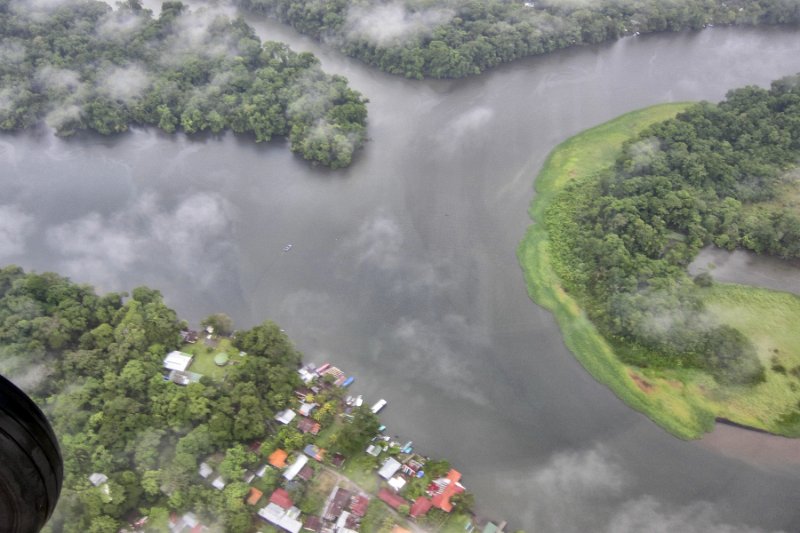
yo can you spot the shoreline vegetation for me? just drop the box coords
[237,0,800,79]
[518,103,800,440]
[0,266,506,532]
[0,0,368,169]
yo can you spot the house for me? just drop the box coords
[257,503,302,533]
[430,469,464,513]
[169,370,202,386]
[323,487,352,521]
[255,464,269,477]
[169,512,205,533]
[198,463,213,479]
[269,449,289,468]
[377,488,406,510]
[294,387,313,401]
[211,476,226,490]
[303,444,325,462]
[409,496,432,518]
[247,488,264,506]
[297,417,321,435]
[297,465,315,482]
[391,527,412,533]
[163,351,193,372]
[298,402,317,417]
[349,495,369,518]
[275,409,297,425]
[242,470,256,483]
[270,488,294,510]
[366,444,382,457]
[283,454,309,481]
[330,453,346,468]
[180,330,199,343]
[88,473,108,487]
[388,475,406,492]
[378,457,402,480]
[303,516,322,532]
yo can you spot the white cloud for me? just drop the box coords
[0,204,35,258]
[607,497,768,533]
[345,2,454,46]
[437,106,495,151]
[99,64,151,103]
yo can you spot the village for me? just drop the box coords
[111,326,510,533]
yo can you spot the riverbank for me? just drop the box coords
[517,103,800,440]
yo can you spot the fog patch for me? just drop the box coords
[0,39,26,65]
[437,106,494,151]
[161,5,239,65]
[45,192,235,291]
[345,2,454,46]
[0,204,35,259]
[624,137,661,173]
[96,8,146,41]
[34,66,82,92]
[99,64,151,103]
[45,104,83,131]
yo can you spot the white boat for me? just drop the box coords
[355,395,363,407]
[283,244,293,252]
[371,399,387,414]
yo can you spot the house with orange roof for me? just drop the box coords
[268,449,288,468]
[247,487,263,506]
[430,469,464,513]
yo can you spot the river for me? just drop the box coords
[2,7,800,531]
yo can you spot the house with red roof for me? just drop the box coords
[269,488,294,510]
[377,488,406,510]
[349,494,369,517]
[409,496,433,518]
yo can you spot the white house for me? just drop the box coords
[164,351,193,372]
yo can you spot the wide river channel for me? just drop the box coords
[2,6,800,531]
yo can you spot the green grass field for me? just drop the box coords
[181,338,243,380]
[517,103,800,439]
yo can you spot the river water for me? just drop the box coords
[3,8,800,531]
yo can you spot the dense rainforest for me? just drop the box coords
[236,0,800,79]
[0,266,377,532]
[546,74,800,386]
[0,0,368,168]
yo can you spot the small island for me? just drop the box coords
[0,0,368,168]
[0,266,509,532]
[519,75,800,439]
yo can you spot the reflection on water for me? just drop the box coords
[2,14,800,531]
[690,247,800,296]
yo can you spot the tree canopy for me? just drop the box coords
[547,74,800,385]
[0,0,368,168]
[237,0,800,79]
[0,266,307,531]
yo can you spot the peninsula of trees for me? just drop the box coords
[0,0,368,168]
[519,75,800,438]
[237,0,800,79]
[0,266,487,532]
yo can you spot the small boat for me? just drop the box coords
[371,399,387,414]
[341,376,355,388]
[354,395,363,407]
[401,441,413,453]
[345,396,354,406]
[378,425,386,432]
[283,243,293,252]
